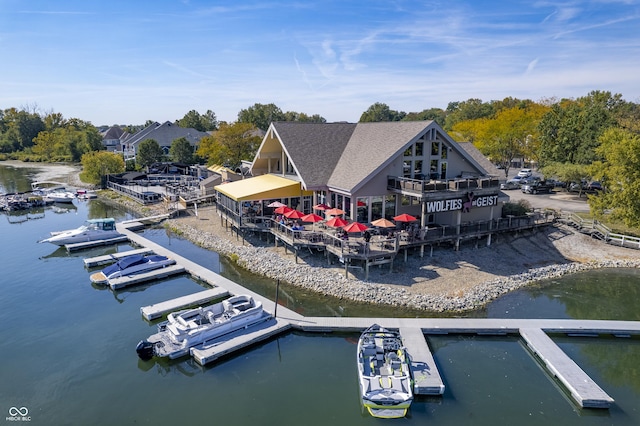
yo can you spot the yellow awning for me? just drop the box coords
[214,174,310,202]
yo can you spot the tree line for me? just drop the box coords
[2,91,640,226]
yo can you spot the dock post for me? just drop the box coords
[274,279,280,318]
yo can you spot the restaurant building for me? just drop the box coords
[215,120,504,231]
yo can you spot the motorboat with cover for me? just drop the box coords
[136,295,265,360]
[357,324,413,418]
[39,218,122,245]
[89,254,175,284]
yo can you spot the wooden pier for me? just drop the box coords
[111,218,640,409]
[140,288,229,320]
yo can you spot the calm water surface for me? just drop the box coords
[1,163,639,425]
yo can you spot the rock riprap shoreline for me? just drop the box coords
[168,216,640,312]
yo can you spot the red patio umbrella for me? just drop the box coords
[301,213,323,223]
[325,208,345,216]
[274,206,293,214]
[393,213,418,222]
[371,218,396,228]
[284,209,305,219]
[313,203,331,211]
[325,216,348,227]
[343,222,368,233]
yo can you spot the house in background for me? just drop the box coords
[216,120,504,231]
[120,121,210,162]
[100,126,126,152]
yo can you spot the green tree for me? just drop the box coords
[177,109,218,132]
[403,108,447,127]
[237,103,284,131]
[170,137,194,164]
[281,111,326,123]
[136,139,164,168]
[540,161,590,191]
[538,91,622,165]
[359,102,406,122]
[196,122,261,168]
[0,108,45,152]
[444,98,495,131]
[79,151,125,185]
[589,128,640,226]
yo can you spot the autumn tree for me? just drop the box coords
[451,104,547,176]
[196,122,261,168]
[79,151,125,185]
[170,137,194,164]
[136,139,164,168]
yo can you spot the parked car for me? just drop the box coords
[521,181,553,194]
[500,179,521,190]
[517,168,532,178]
[519,176,541,186]
[545,178,567,188]
[586,181,603,192]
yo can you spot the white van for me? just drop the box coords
[517,168,532,178]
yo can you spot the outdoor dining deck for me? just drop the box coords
[216,205,557,280]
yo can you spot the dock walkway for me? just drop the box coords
[109,219,640,409]
[141,288,229,320]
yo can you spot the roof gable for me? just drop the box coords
[256,122,356,189]
[328,121,434,192]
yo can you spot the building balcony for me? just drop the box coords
[387,176,500,199]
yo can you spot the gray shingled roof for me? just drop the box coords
[271,122,356,189]
[124,121,210,147]
[328,121,434,192]
[457,142,502,177]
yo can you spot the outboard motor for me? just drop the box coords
[136,340,155,360]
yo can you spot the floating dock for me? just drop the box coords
[399,327,445,395]
[191,315,291,366]
[108,264,186,290]
[140,288,230,320]
[115,218,640,409]
[65,235,129,252]
[520,327,615,408]
[83,248,154,268]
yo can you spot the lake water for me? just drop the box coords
[1,163,639,425]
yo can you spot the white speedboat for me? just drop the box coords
[44,190,76,203]
[90,254,176,284]
[136,295,265,360]
[357,324,413,419]
[39,218,123,245]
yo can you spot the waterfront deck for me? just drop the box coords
[111,219,640,409]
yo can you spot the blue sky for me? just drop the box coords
[1,0,639,126]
